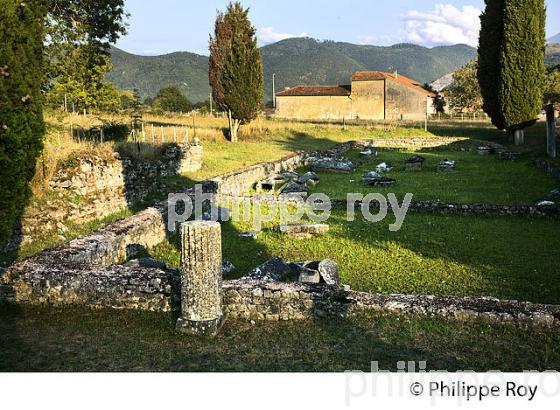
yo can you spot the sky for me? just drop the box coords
[116,0,560,56]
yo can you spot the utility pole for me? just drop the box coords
[272,73,276,109]
[209,93,213,115]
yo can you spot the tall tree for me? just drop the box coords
[45,0,128,112]
[499,0,546,144]
[478,0,505,130]
[478,0,546,144]
[209,2,263,142]
[446,59,483,113]
[0,0,46,245]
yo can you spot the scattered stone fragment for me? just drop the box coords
[405,155,425,172]
[278,180,307,195]
[536,200,555,207]
[238,231,261,239]
[297,171,320,184]
[257,176,287,192]
[275,223,330,239]
[243,257,296,282]
[222,259,236,275]
[477,146,493,156]
[375,162,393,173]
[438,159,456,172]
[307,156,358,173]
[125,257,167,270]
[292,259,339,285]
[317,259,340,285]
[299,267,321,284]
[547,188,560,200]
[363,171,396,187]
[496,151,520,160]
[280,171,299,180]
[360,149,377,157]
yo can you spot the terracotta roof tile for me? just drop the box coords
[352,71,437,97]
[276,85,351,97]
[275,72,436,98]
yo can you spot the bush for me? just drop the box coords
[152,86,193,113]
[102,122,131,142]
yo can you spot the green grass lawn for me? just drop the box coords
[1,303,558,372]
[307,149,558,205]
[152,211,560,305]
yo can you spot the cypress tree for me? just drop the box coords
[478,0,546,144]
[0,1,46,246]
[477,0,506,130]
[499,0,546,142]
[209,2,264,143]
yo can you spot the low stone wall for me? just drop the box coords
[14,144,202,247]
[535,158,560,180]
[224,281,560,327]
[333,200,560,217]
[209,152,306,195]
[3,261,559,328]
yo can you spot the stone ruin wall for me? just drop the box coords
[14,144,202,247]
[2,139,560,328]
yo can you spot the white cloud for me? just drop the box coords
[258,27,310,44]
[357,34,402,46]
[403,4,481,47]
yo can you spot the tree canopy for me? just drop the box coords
[45,0,128,112]
[445,60,483,113]
[152,86,193,113]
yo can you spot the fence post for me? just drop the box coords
[546,104,557,158]
[176,221,224,337]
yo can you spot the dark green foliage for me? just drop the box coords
[478,0,505,129]
[478,0,546,132]
[109,40,477,103]
[209,2,263,142]
[152,86,193,113]
[499,0,546,131]
[101,122,130,141]
[0,0,46,245]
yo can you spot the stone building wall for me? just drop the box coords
[351,79,385,120]
[385,79,429,121]
[275,95,352,120]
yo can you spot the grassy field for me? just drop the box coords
[307,149,557,204]
[1,303,558,372]
[151,211,560,305]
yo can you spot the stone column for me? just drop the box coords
[176,221,224,336]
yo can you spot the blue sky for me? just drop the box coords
[116,0,560,56]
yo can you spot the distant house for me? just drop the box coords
[275,71,437,121]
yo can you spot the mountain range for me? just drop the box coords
[548,33,560,45]
[108,38,477,103]
[107,34,560,103]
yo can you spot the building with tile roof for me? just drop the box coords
[275,71,436,121]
